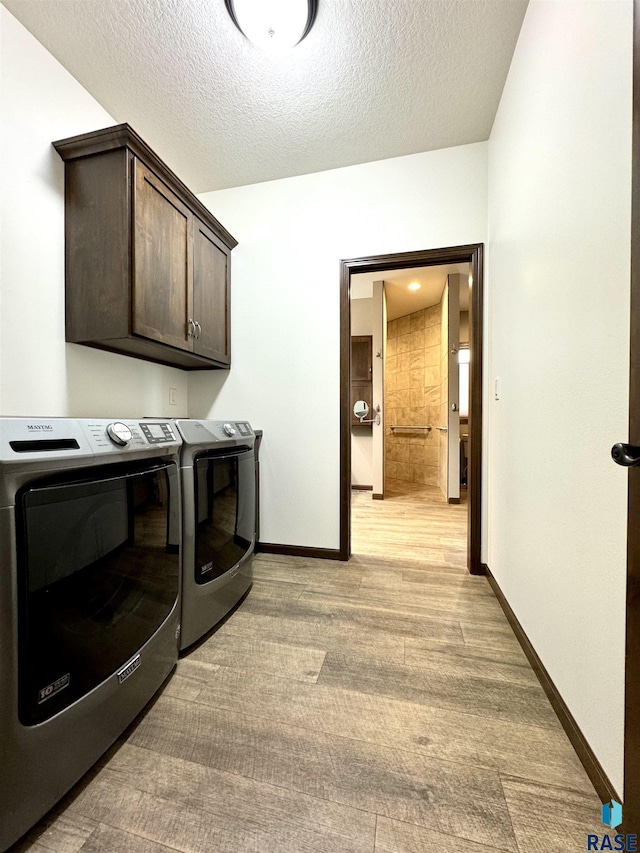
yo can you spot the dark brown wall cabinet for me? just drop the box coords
[53,124,237,370]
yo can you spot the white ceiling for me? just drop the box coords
[2,0,528,193]
[352,263,469,321]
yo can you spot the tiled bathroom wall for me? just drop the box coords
[385,303,443,491]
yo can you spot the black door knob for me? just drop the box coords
[611,443,640,467]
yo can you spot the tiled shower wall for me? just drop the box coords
[385,305,442,489]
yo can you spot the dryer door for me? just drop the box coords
[193,448,255,584]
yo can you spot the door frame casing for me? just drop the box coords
[339,244,484,573]
[622,0,640,833]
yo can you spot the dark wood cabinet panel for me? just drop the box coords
[133,160,192,351]
[193,218,230,364]
[351,336,372,381]
[64,148,131,342]
[54,124,237,371]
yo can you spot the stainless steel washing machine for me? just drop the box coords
[174,420,256,650]
[0,418,182,850]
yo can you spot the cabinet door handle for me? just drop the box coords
[187,319,195,339]
[195,321,202,339]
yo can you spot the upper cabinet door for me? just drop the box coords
[133,160,192,351]
[192,218,230,364]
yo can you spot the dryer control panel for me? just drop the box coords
[140,422,177,445]
[174,419,254,447]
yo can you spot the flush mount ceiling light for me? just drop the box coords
[408,282,421,291]
[225,0,318,51]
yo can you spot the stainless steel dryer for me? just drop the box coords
[0,418,182,851]
[174,420,256,650]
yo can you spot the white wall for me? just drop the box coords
[193,144,487,547]
[487,0,632,795]
[351,435,373,489]
[351,297,374,336]
[0,8,189,418]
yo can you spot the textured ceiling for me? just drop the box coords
[2,0,528,192]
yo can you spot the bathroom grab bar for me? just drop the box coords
[390,425,432,431]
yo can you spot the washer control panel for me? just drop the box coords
[83,420,180,453]
[106,422,133,446]
[0,419,182,465]
[140,422,177,445]
[84,420,146,451]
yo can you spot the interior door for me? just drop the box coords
[133,159,192,351]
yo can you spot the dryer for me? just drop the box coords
[174,420,256,650]
[0,418,182,850]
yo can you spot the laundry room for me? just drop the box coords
[0,0,636,850]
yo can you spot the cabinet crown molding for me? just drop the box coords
[53,123,237,250]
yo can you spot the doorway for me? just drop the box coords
[339,245,484,573]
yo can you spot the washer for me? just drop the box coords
[175,420,256,650]
[0,417,182,851]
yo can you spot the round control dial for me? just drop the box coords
[222,422,236,437]
[107,422,133,446]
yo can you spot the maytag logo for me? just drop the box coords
[27,424,53,431]
[117,654,141,684]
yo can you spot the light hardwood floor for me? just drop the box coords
[11,489,602,852]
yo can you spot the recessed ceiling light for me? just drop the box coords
[225,0,318,51]
[408,282,421,291]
